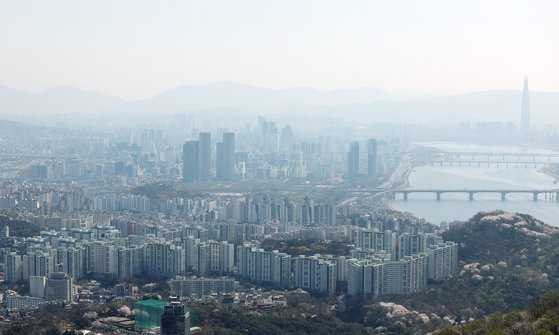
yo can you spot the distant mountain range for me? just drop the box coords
[1,82,558,124]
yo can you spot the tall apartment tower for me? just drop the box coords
[198,132,212,180]
[521,76,530,133]
[347,141,360,179]
[3,252,22,283]
[367,139,377,178]
[183,141,199,182]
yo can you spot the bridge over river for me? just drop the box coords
[442,151,559,160]
[347,188,559,201]
[392,189,559,201]
[427,160,551,168]
[424,151,559,168]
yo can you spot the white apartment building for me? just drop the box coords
[294,255,337,295]
[348,253,429,297]
[353,230,397,260]
[427,242,458,281]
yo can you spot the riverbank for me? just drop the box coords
[541,166,559,184]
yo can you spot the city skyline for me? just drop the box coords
[1,1,559,334]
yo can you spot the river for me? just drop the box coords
[392,142,559,226]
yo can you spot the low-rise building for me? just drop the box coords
[169,276,236,297]
[4,292,44,309]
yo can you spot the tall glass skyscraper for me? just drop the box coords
[367,138,377,178]
[183,140,199,182]
[347,141,359,179]
[198,132,212,180]
[521,76,530,133]
[223,132,235,180]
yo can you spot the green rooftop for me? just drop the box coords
[134,299,195,330]
[134,299,167,330]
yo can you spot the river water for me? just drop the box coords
[392,142,559,226]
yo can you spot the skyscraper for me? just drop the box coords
[347,141,359,179]
[198,132,212,180]
[223,132,235,180]
[216,142,225,180]
[216,132,235,181]
[367,139,377,178]
[280,125,294,151]
[521,76,530,133]
[183,141,199,182]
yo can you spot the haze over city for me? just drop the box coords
[0,1,558,335]
[1,0,558,99]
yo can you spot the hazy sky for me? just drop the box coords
[1,0,558,100]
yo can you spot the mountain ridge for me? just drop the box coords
[1,82,558,124]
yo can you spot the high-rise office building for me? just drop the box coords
[30,276,46,298]
[198,132,212,180]
[367,139,377,178]
[182,140,199,182]
[46,272,74,302]
[347,141,359,179]
[216,133,235,181]
[160,298,189,335]
[223,132,235,180]
[280,125,294,151]
[216,142,224,180]
[521,76,530,133]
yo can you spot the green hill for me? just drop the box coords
[442,211,559,266]
[437,290,559,335]
[0,212,42,238]
[340,211,559,333]
[396,211,559,317]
